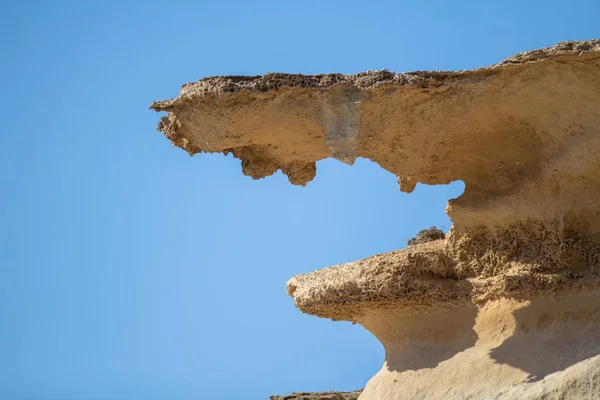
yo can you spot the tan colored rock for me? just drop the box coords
[150,39,600,248]
[286,241,600,398]
[151,40,600,399]
[347,289,600,399]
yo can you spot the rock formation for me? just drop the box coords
[151,40,600,399]
[269,390,362,400]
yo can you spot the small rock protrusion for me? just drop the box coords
[398,176,417,193]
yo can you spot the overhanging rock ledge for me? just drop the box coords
[151,40,600,400]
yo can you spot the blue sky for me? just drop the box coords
[1,1,598,399]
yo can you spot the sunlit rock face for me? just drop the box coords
[287,241,600,399]
[151,40,600,399]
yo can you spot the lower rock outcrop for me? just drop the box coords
[287,241,600,399]
[269,390,362,400]
[151,40,600,399]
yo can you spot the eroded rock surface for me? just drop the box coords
[151,39,600,260]
[269,390,362,400]
[151,40,600,399]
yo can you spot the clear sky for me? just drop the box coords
[1,1,598,399]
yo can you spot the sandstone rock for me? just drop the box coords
[151,40,600,399]
[269,390,362,400]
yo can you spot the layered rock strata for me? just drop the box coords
[151,40,600,399]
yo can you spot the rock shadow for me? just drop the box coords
[490,292,600,382]
[372,305,479,372]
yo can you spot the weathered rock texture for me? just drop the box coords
[287,242,600,399]
[269,390,362,400]
[151,40,600,399]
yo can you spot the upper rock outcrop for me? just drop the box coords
[151,39,600,293]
